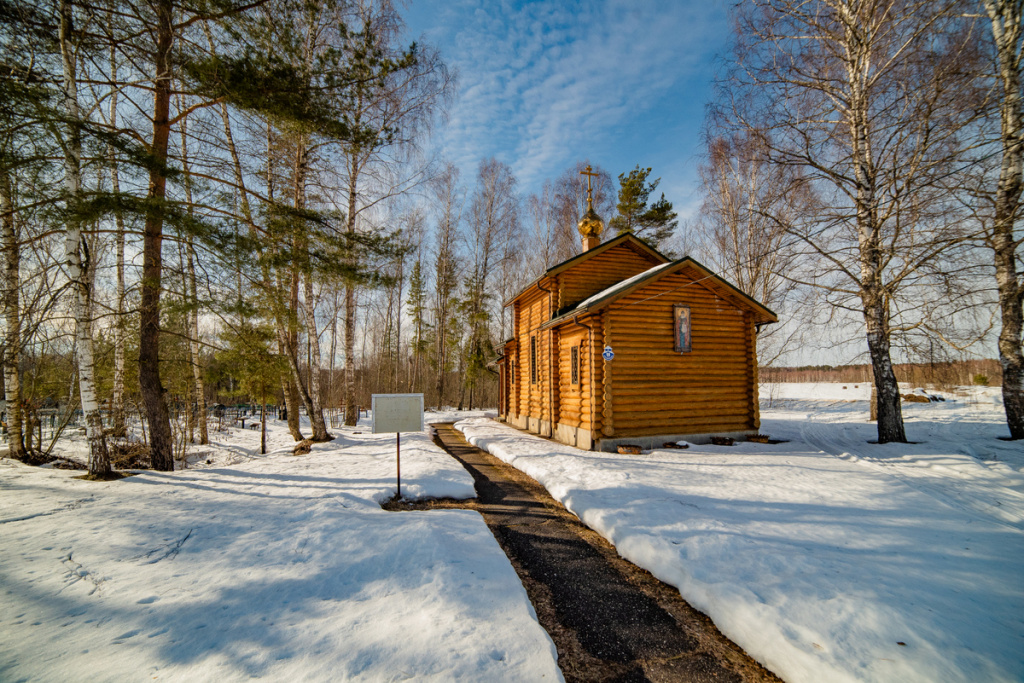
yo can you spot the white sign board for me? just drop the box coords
[371,394,424,434]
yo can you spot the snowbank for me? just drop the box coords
[454,393,1024,683]
[0,422,562,682]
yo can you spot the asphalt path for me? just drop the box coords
[387,423,782,683]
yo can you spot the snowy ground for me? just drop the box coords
[455,384,1024,683]
[0,414,562,682]
[33,408,496,471]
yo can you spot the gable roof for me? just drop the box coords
[504,233,669,307]
[540,256,779,328]
[545,233,669,278]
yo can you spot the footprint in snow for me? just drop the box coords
[113,629,141,643]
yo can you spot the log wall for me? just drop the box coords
[514,287,553,432]
[556,327,589,430]
[558,243,661,310]
[600,267,758,438]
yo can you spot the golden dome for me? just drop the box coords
[577,164,604,241]
[578,204,604,239]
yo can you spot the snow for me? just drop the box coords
[6,390,1022,682]
[0,417,562,682]
[454,384,1024,683]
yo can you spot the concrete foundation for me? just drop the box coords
[553,423,594,451]
[504,414,751,453]
[508,414,528,430]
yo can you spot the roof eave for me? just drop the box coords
[540,307,595,330]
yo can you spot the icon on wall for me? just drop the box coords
[674,304,691,353]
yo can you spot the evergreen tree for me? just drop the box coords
[609,165,678,249]
[218,312,286,456]
[430,163,463,407]
[406,258,432,391]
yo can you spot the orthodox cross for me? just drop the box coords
[576,164,604,242]
[580,165,599,203]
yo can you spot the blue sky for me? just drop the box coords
[402,0,732,219]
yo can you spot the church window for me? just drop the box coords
[570,346,579,385]
[530,336,537,383]
[674,305,692,353]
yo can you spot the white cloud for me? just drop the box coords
[410,0,729,195]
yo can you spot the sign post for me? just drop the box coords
[371,394,424,500]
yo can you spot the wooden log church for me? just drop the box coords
[495,167,778,451]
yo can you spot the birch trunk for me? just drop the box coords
[260,394,266,454]
[171,113,208,445]
[109,45,126,437]
[847,18,906,444]
[292,138,329,439]
[863,296,906,442]
[344,284,357,424]
[186,243,208,443]
[302,277,329,437]
[277,339,303,440]
[328,290,338,407]
[343,162,360,426]
[261,121,303,441]
[394,258,403,392]
[285,261,324,437]
[1,168,26,460]
[985,0,1024,439]
[175,114,208,445]
[283,340,327,438]
[276,273,304,440]
[60,0,110,475]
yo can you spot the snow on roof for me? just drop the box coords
[572,261,676,311]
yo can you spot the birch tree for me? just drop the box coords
[550,161,614,262]
[730,0,980,442]
[175,107,207,445]
[0,61,36,461]
[464,157,520,408]
[106,42,127,437]
[981,0,1024,439]
[335,0,452,425]
[120,0,312,467]
[0,157,27,461]
[524,184,557,276]
[59,0,110,476]
[696,131,811,365]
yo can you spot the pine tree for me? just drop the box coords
[609,165,678,249]
[407,259,432,392]
[218,314,286,456]
[431,163,463,407]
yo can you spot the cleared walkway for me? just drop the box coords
[386,423,781,683]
